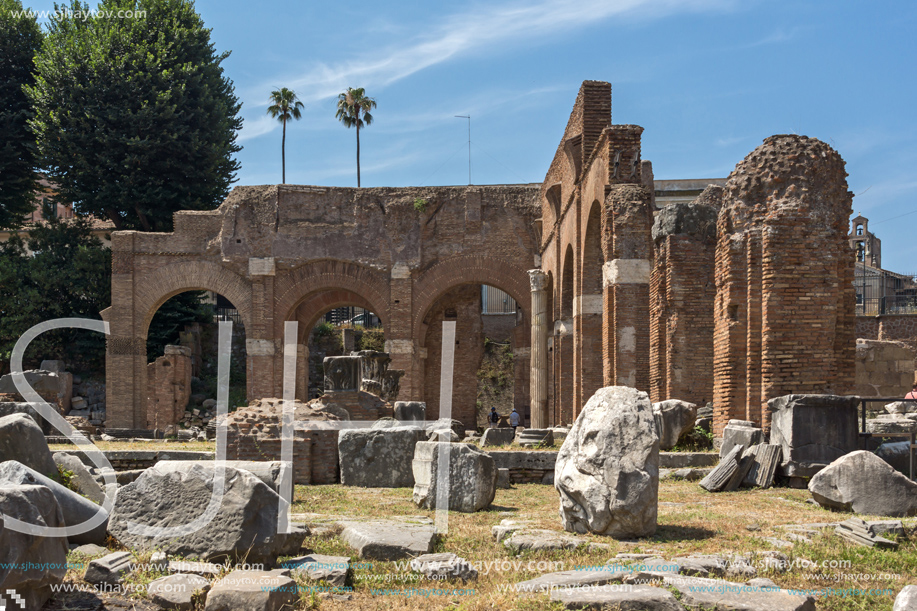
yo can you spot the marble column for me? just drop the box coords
[528,269,549,428]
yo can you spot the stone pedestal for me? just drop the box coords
[768,394,859,477]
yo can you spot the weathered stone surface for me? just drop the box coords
[556,386,659,538]
[551,584,684,610]
[489,450,557,471]
[0,413,58,480]
[876,441,912,474]
[204,569,295,611]
[699,444,743,492]
[148,573,211,610]
[410,553,478,581]
[108,462,305,564]
[84,551,133,586]
[664,575,816,610]
[742,444,782,488]
[809,451,917,516]
[515,566,628,593]
[503,529,587,553]
[0,460,108,545]
[424,419,465,440]
[768,394,859,477]
[652,201,719,242]
[492,518,531,541]
[340,521,436,560]
[323,356,361,392]
[834,518,899,549]
[653,400,697,450]
[412,441,497,512]
[338,427,425,488]
[53,452,107,505]
[480,427,515,447]
[894,585,917,611]
[0,369,72,412]
[658,452,718,469]
[496,468,511,489]
[720,420,761,458]
[518,428,554,447]
[394,401,426,422]
[666,467,710,481]
[157,460,283,493]
[71,543,108,556]
[887,401,917,415]
[868,415,917,435]
[0,485,68,611]
[167,560,223,577]
[282,554,351,587]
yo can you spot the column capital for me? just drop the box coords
[527,269,549,292]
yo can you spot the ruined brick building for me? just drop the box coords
[105,80,856,436]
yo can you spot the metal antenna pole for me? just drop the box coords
[455,115,471,185]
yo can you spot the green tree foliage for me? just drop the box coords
[266,88,303,184]
[0,0,42,229]
[26,0,242,232]
[0,217,111,373]
[146,291,212,362]
[335,87,376,188]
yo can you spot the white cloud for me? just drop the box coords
[238,0,735,141]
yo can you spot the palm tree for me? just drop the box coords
[266,88,304,184]
[335,87,376,188]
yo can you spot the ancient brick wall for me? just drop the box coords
[145,345,191,429]
[855,339,916,397]
[713,135,855,435]
[857,314,917,354]
[105,184,539,430]
[650,193,720,405]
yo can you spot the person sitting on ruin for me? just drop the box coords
[489,406,499,428]
[906,383,917,401]
[509,407,521,434]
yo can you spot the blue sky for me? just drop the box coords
[27,0,917,271]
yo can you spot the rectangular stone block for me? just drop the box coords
[767,394,859,478]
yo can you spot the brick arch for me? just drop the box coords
[561,244,575,318]
[135,260,253,336]
[411,255,531,345]
[273,259,390,339]
[582,200,603,294]
[292,288,381,344]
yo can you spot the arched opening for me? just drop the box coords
[418,282,529,430]
[286,288,386,401]
[556,245,575,424]
[143,290,247,432]
[578,201,604,413]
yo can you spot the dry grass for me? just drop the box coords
[286,480,916,611]
[48,440,216,452]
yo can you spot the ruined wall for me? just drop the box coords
[145,345,191,429]
[650,191,720,405]
[106,184,539,429]
[857,314,917,354]
[855,339,916,397]
[713,135,855,435]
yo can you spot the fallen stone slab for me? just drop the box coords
[653,399,697,451]
[204,569,295,611]
[339,427,426,488]
[742,444,782,489]
[619,557,681,583]
[53,452,107,505]
[666,468,711,481]
[699,444,744,492]
[724,445,757,491]
[895,585,917,611]
[0,484,69,610]
[480,427,515,447]
[282,554,351,587]
[659,452,719,469]
[503,529,587,553]
[412,441,496,512]
[835,518,899,549]
[157,460,284,493]
[0,413,58,479]
[393,401,426,422]
[410,553,478,582]
[663,574,816,610]
[496,468,511,489]
[492,518,532,541]
[70,543,108,556]
[809,450,917,516]
[867,520,907,538]
[0,460,108,545]
[515,566,629,594]
[340,521,436,560]
[720,420,761,458]
[556,386,659,538]
[84,551,133,586]
[167,560,223,577]
[148,573,211,610]
[108,462,305,565]
[550,583,685,610]
[518,428,554,447]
